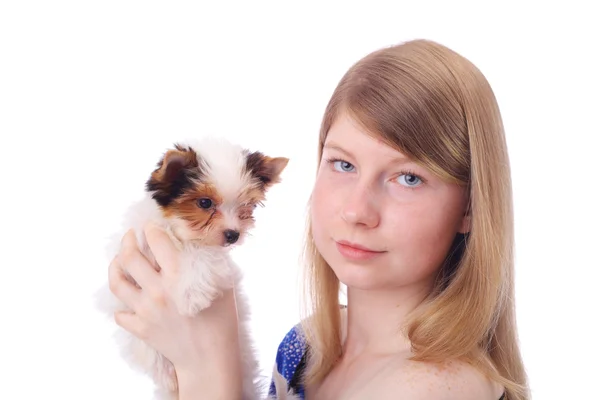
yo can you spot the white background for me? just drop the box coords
[1,1,598,399]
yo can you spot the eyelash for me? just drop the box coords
[325,157,426,188]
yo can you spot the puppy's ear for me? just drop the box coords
[156,145,199,182]
[245,151,289,188]
[146,144,200,206]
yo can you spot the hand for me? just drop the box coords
[108,223,242,379]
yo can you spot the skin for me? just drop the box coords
[109,226,243,399]
[306,113,502,399]
[108,113,503,399]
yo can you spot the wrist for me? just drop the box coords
[177,364,242,400]
[175,345,243,400]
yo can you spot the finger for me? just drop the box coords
[144,223,180,279]
[114,310,149,341]
[120,229,160,290]
[108,255,140,310]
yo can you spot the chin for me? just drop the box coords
[323,248,425,293]
[95,136,288,400]
[332,262,393,291]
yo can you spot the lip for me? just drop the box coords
[335,240,385,261]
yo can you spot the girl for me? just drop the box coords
[108,39,530,399]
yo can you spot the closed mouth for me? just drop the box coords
[336,240,384,253]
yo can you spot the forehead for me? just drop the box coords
[324,113,411,162]
[188,141,257,203]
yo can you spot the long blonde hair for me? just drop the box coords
[299,39,530,399]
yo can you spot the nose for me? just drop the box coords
[223,229,240,244]
[341,184,380,228]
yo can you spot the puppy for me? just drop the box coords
[96,136,288,400]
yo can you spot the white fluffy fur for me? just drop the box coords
[96,194,263,400]
[95,137,269,400]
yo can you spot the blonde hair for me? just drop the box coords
[299,39,530,400]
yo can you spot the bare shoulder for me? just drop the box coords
[387,358,504,400]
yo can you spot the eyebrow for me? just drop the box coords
[323,142,413,165]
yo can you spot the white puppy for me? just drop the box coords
[96,137,288,400]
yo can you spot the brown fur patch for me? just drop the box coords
[245,151,289,188]
[161,182,223,231]
[146,145,203,207]
[153,147,199,183]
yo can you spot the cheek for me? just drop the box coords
[237,215,256,234]
[386,201,461,271]
[312,167,344,204]
[311,167,347,209]
[310,173,337,242]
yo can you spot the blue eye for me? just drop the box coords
[396,173,422,187]
[330,159,355,172]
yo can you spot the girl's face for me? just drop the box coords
[310,113,470,292]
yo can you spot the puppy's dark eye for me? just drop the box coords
[197,198,213,209]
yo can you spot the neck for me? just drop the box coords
[343,281,434,359]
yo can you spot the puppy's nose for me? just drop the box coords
[224,229,240,244]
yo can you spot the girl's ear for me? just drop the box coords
[458,213,471,234]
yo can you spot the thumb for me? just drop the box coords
[143,222,180,279]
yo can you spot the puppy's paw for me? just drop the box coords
[176,288,217,316]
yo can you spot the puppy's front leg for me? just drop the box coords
[175,283,220,316]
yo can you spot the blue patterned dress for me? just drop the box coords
[268,324,307,398]
[267,323,507,400]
